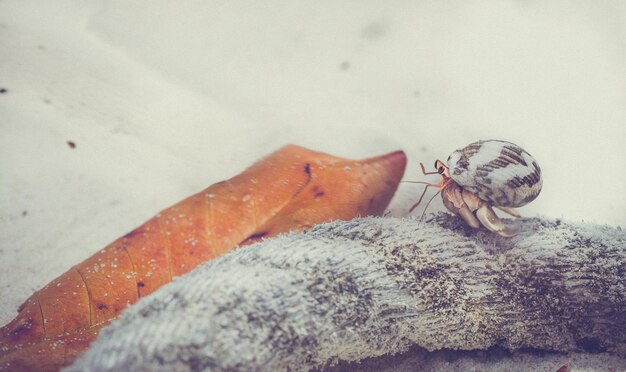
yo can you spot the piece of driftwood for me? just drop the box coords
[67,213,625,371]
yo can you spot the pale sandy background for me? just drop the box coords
[0,0,624,369]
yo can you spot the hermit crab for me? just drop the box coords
[408,140,542,237]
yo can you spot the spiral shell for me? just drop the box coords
[446,140,542,208]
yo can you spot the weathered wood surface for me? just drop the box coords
[68,213,626,371]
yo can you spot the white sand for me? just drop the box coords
[1,1,624,369]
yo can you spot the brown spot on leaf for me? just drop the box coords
[293,163,313,197]
[240,231,269,246]
[311,186,325,199]
[9,325,28,336]
[123,228,141,239]
[97,304,108,311]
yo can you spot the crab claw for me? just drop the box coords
[461,188,482,212]
[456,205,480,229]
[475,205,520,237]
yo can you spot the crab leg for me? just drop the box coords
[475,205,520,237]
[442,183,480,228]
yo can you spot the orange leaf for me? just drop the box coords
[0,145,406,371]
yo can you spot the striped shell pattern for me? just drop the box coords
[446,140,542,208]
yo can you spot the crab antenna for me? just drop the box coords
[420,162,440,175]
[409,184,430,212]
[419,188,443,221]
[401,180,436,185]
